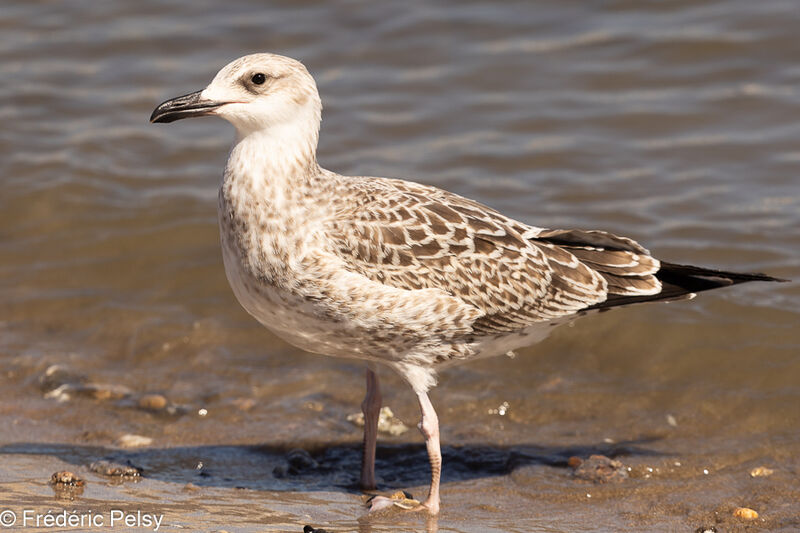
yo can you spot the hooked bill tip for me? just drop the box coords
[149,90,223,124]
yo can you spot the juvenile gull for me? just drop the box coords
[150,53,784,514]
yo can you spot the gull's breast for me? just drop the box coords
[216,194,370,358]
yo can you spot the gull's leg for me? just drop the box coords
[417,391,441,515]
[360,366,382,490]
[365,371,440,515]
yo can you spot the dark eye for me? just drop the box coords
[251,73,266,85]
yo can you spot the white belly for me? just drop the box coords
[219,228,387,360]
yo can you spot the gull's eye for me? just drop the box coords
[251,73,266,85]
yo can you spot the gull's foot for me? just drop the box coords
[366,490,421,513]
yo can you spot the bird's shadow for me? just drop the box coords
[0,437,664,494]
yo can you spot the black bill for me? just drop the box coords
[150,91,225,123]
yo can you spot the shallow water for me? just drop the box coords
[1,1,799,531]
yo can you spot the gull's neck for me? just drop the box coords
[220,113,325,246]
[230,117,321,181]
[219,115,325,280]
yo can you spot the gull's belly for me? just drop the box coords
[219,233,368,359]
[217,207,570,366]
[220,237,566,366]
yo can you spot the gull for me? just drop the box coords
[150,53,784,514]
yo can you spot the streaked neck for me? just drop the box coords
[223,116,322,209]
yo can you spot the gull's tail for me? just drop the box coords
[589,262,788,311]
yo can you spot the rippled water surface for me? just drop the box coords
[1,1,799,532]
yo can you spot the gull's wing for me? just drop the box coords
[323,176,662,334]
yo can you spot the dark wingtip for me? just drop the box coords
[762,272,791,283]
[587,263,787,311]
[659,262,788,284]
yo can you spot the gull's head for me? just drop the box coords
[150,53,321,140]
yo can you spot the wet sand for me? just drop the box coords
[2,307,798,531]
[1,0,799,531]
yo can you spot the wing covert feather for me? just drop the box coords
[323,177,611,334]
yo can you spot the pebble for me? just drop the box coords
[733,507,759,520]
[49,471,85,500]
[287,448,318,473]
[572,454,628,483]
[39,364,86,392]
[273,449,320,478]
[750,466,774,477]
[303,400,324,412]
[117,434,153,448]
[567,456,583,468]
[44,382,132,402]
[50,471,85,486]
[346,406,409,435]
[88,460,142,478]
[138,394,168,410]
[234,398,256,411]
[39,364,134,402]
[44,384,73,403]
[82,383,132,400]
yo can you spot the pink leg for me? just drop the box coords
[360,367,382,490]
[417,391,441,515]
[365,390,442,515]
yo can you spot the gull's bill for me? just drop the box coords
[150,91,224,123]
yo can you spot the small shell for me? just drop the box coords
[733,507,759,520]
[347,406,409,435]
[117,434,153,448]
[389,491,419,510]
[749,466,774,477]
